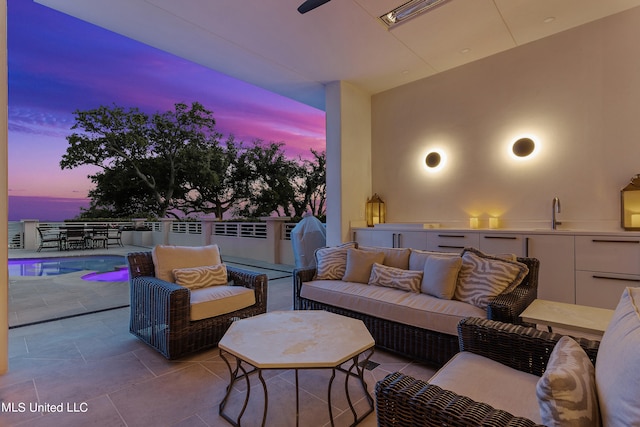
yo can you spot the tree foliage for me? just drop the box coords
[61,102,326,220]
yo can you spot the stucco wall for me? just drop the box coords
[371,7,640,231]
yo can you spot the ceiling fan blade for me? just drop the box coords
[298,0,331,14]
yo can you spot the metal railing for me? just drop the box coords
[10,219,309,249]
[171,222,202,234]
[212,222,268,239]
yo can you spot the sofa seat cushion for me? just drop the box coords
[429,351,542,424]
[189,285,255,321]
[300,280,484,336]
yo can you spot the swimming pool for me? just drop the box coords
[9,255,128,281]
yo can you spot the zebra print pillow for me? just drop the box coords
[536,336,600,427]
[368,263,423,293]
[454,247,528,309]
[172,264,228,289]
[314,242,358,280]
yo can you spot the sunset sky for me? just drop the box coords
[7,0,326,221]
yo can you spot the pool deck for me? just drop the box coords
[8,245,295,328]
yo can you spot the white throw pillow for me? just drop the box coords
[173,264,228,289]
[422,255,462,299]
[536,336,600,427]
[595,286,640,427]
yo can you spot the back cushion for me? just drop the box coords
[152,244,222,283]
[408,249,459,271]
[359,246,411,269]
[595,286,640,427]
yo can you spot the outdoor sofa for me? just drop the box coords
[376,286,640,426]
[293,243,539,367]
[127,245,268,359]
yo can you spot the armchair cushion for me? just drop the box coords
[536,336,600,427]
[173,264,228,289]
[190,286,256,321]
[429,351,542,423]
[152,244,222,282]
[454,247,529,309]
[595,286,640,427]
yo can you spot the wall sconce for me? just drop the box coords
[512,137,536,157]
[425,152,442,168]
[621,175,640,230]
[366,193,386,227]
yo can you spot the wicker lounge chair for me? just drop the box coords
[375,317,600,427]
[127,251,268,359]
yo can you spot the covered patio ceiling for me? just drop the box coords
[36,0,640,110]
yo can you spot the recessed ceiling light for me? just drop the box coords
[543,16,556,24]
[401,70,410,75]
[460,48,471,54]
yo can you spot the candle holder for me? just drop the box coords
[621,175,640,230]
[366,194,386,227]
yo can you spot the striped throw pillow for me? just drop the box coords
[314,242,357,280]
[368,263,423,293]
[172,264,228,289]
[536,336,600,427]
[454,248,528,309]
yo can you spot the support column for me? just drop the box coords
[159,218,174,245]
[325,81,372,245]
[201,219,218,245]
[260,217,290,264]
[21,219,39,251]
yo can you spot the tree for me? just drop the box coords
[175,136,253,219]
[61,102,220,218]
[298,149,326,218]
[236,140,301,218]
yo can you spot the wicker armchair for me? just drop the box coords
[127,251,268,359]
[375,317,600,427]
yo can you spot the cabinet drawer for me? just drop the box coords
[426,232,479,253]
[479,233,525,257]
[576,270,640,309]
[575,236,640,274]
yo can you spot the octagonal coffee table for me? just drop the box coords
[218,310,375,427]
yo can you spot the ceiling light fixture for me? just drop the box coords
[379,0,452,28]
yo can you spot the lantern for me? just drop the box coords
[366,193,386,227]
[621,174,640,230]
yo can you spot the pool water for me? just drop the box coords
[9,255,128,282]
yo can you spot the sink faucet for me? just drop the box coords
[552,197,562,229]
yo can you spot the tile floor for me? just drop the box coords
[2,247,437,426]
